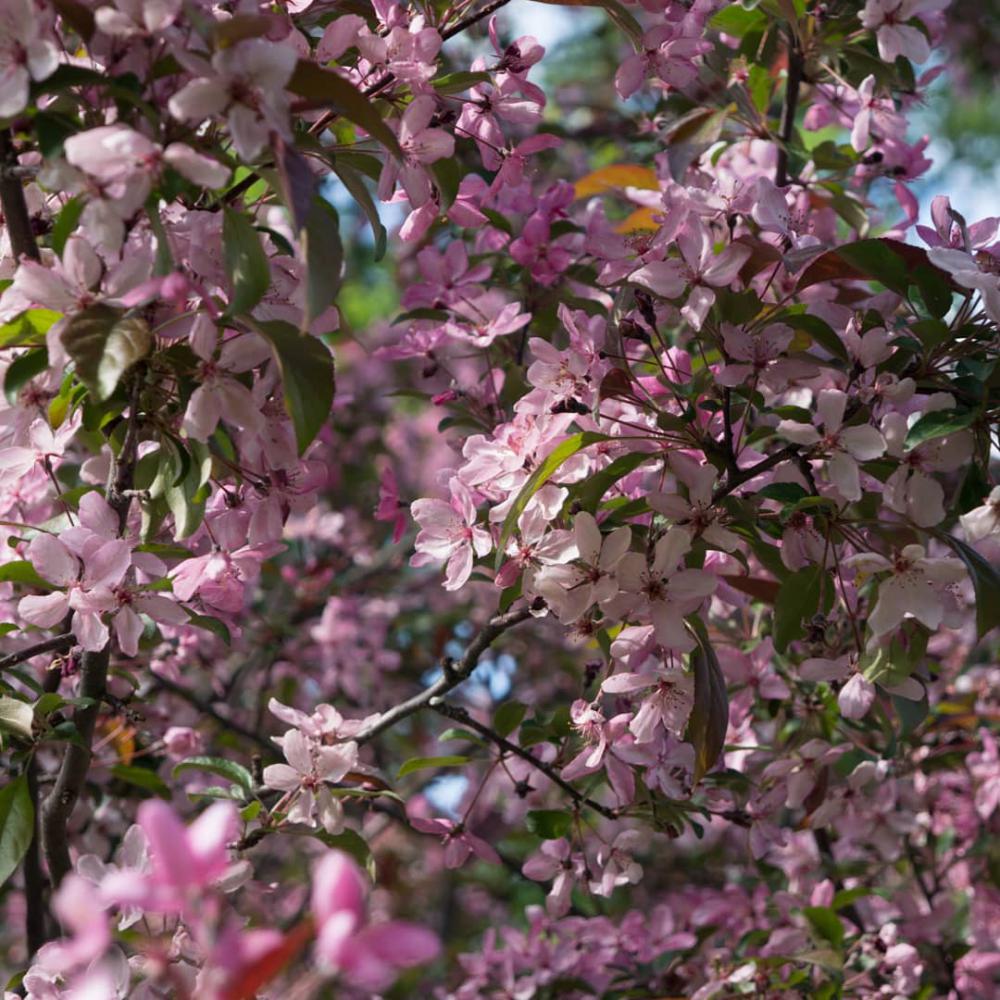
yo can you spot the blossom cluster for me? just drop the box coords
[0,0,996,997]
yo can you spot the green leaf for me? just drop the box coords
[51,196,85,258]
[573,451,652,513]
[773,566,824,652]
[912,263,952,318]
[0,309,62,349]
[797,238,915,295]
[397,755,470,778]
[222,207,270,317]
[756,482,809,505]
[250,319,335,455]
[832,886,873,911]
[300,826,374,875]
[173,756,254,792]
[496,432,606,569]
[332,162,387,261]
[184,612,232,645]
[302,196,343,328]
[437,727,482,744]
[525,809,573,839]
[493,701,527,738]
[903,409,976,450]
[4,347,49,403]
[710,3,766,36]
[187,785,247,801]
[432,70,492,94]
[109,764,171,798]
[0,561,52,589]
[781,313,850,364]
[0,775,34,889]
[804,906,845,950]
[164,456,209,541]
[33,693,66,718]
[273,134,316,232]
[687,626,729,784]
[936,534,1000,638]
[0,697,34,739]
[60,305,152,400]
[286,61,402,158]
[241,800,262,821]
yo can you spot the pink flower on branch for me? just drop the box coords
[410,477,491,591]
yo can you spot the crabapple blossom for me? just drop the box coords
[410,477,492,590]
[0,0,996,997]
[778,388,887,501]
[845,545,966,640]
[311,851,440,989]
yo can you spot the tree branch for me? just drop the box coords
[40,647,109,886]
[0,131,40,262]
[40,373,144,887]
[355,604,538,744]
[441,0,514,40]
[23,756,51,956]
[774,27,804,189]
[711,444,799,505]
[0,634,74,674]
[431,701,619,821]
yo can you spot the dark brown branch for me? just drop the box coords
[0,130,40,262]
[40,374,144,887]
[721,388,738,473]
[774,26,804,190]
[40,647,108,886]
[906,842,962,998]
[711,444,799,505]
[355,604,537,743]
[813,828,865,934]
[24,756,50,956]
[431,701,619,821]
[0,634,74,674]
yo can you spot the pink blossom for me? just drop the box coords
[410,477,491,590]
[777,388,886,501]
[631,218,750,330]
[311,851,440,989]
[0,0,59,119]
[378,95,454,208]
[262,728,358,833]
[845,545,965,640]
[409,815,501,868]
[168,39,298,161]
[859,0,949,64]
[101,800,238,914]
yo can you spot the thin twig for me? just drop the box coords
[152,675,276,755]
[441,0,513,40]
[355,604,538,744]
[431,701,618,821]
[0,634,74,673]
